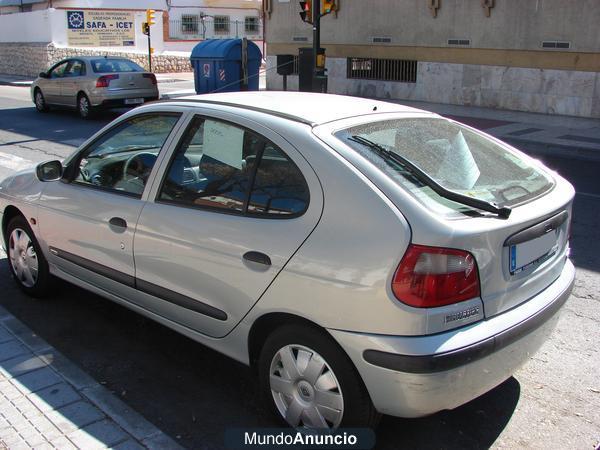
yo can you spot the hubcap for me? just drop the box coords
[8,228,38,288]
[269,344,344,429]
[35,92,44,109]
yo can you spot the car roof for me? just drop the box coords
[174,92,432,126]
[67,56,131,62]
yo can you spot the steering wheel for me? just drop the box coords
[122,152,157,183]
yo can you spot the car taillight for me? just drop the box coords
[96,74,119,88]
[392,244,480,308]
[143,73,157,85]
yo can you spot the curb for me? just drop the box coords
[0,304,183,450]
[0,81,32,88]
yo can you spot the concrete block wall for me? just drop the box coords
[266,56,600,118]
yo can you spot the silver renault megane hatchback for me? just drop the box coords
[0,92,575,429]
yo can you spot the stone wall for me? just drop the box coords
[0,42,192,77]
[0,43,51,78]
[266,56,600,118]
[47,44,192,73]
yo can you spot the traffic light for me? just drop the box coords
[142,22,149,35]
[322,0,335,14]
[146,9,156,26]
[299,1,312,23]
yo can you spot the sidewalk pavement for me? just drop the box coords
[394,99,600,161]
[1,71,599,159]
[0,266,182,450]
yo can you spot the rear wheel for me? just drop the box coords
[34,89,49,112]
[77,93,94,119]
[6,216,54,297]
[258,324,380,429]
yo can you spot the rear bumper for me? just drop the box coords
[329,258,575,418]
[98,96,159,108]
[88,88,159,107]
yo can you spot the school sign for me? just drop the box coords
[66,10,135,47]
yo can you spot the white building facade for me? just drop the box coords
[0,0,263,76]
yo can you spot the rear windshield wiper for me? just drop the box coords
[348,135,512,219]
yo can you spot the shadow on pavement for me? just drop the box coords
[525,152,600,274]
[0,254,521,449]
[377,377,520,449]
[0,106,120,149]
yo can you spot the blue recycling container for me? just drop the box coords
[190,39,262,94]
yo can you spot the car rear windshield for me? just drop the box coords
[91,59,143,73]
[335,118,554,216]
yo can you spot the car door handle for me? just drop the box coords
[108,217,127,232]
[243,251,271,266]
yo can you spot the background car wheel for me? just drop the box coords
[77,93,94,119]
[34,89,49,112]
[258,324,380,429]
[6,215,54,298]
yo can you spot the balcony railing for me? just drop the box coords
[169,18,263,41]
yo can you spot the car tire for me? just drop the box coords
[77,93,94,119]
[34,89,49,113]
[5,215,55,298]
[258,324,380,429]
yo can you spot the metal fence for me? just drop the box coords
[169,18,263,41]
[346,58,418,83]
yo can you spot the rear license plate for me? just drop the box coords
[509,231,558,274]
[124,98,144,105]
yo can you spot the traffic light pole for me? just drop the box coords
[147,26,152,72]
[312,0,320,83]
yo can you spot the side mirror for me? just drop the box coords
[36,160,63,182]
[39,72,49,79]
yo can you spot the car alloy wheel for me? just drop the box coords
[8,227,39,288]
[269,344,344,428]
[78,95,92,119]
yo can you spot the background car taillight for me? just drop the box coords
[143,73,157,85]
[96,74,119,88]
[392,244,480,308]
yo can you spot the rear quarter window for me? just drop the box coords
[92,59,143,73]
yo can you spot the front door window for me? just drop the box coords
[73,113,181,196]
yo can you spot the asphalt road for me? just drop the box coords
[0,85,598,449]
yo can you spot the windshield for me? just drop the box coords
[335,118,554,216]
[91,59,143,73]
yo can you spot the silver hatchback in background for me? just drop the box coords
[31,56,159,119]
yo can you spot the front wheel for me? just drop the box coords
[34,89,49,112]
[6,216,54,297]
[258,324,380,429]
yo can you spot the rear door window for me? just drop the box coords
[335,118,553,215]
[64,60,86,77]
[158,116,309,217]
